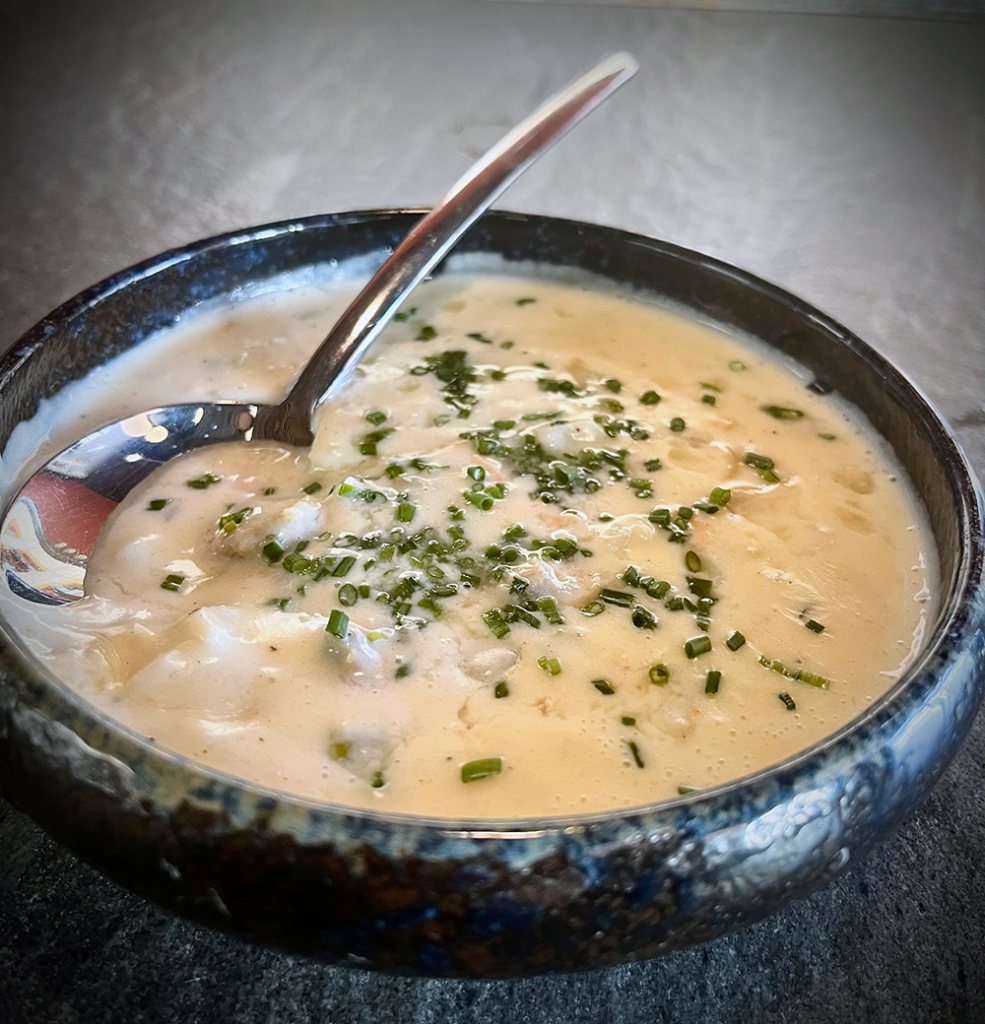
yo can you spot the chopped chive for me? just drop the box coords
[331,741,350,760]
[461,757,502,783]
[819,433,837,441]
[463,491,494,511]
[415,325,437,341]
[396,502,417,523]
[494,681,509,699]
[268,597,290,611]
[186,472,221,489]
[632,606,657,630]
[593,679,615,695]
[640,390,661,405]
[326,609,349,638]
[705,670,721,694]
[805,619,825,634]
[536,597,565,625]
[677,784,699,795]
[395,664,411,679]
[648,507,671,527]
[604,378,623,393]
[580,600,605,617]
[670,417,686,432]
[761,405,805,420]
[482,609,510,639]
[365,410,387,426]
[701,394,717,406]
[516,297,536,306]
[600,589,634,607]
[761,468,781,484]
[331,555,356,577]
[146,498,169,511]
[263,487,276,496]
[338,584,358,606]
[627,741,645,768]
[621,716,636,726]
[302,481,323,495]
[757,655,830,689]
[160,573,185,592]
[366,631,385,641]
[466,331,493,344]
[685,550,702,572]
[644,458,663,472]
[709,486,731,507]
[600,398,624,414]
[538,656,562,676]
[743,452,774,471]
[778,691,797,710]
[467,465,485,481]
[371,771,386,789]
[726,630,746,651]
[649,664,669,685]
[728,360,746,371]
[685,635,712,659]
[493,419,516,431]
[262,538,284,563]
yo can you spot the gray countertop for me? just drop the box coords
[1,2,982,1021]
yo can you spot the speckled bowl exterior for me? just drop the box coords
[0,211,981,977]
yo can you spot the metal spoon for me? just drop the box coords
[1,53,637,605]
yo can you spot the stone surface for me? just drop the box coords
[0,1,982,1020]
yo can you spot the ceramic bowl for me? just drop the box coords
[0,210,981,977]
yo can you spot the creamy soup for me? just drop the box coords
[1,271,935,818]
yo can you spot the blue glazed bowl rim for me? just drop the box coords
[0,208,981,834]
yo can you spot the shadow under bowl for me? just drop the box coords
[0,210,981,977]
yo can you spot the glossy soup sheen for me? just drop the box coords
[7,273,935,818]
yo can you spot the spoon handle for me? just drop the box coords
[266,51,638,446]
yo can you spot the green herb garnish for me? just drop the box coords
[326,609,349,638]
[186,472,221,489]
[685,635,712,659]
[778,691,797,710]
[705,670,721,694]
[761,405,804,420]
[726,630,746,651]
[649,664,669,685]
[494,681,509,699]
[482,609,510,639]
[627,741,645,768]
[593,679,615,695]
[670,417,686,432]
[146,498,169,511]
[160,573,185,592]
[805,619,825,634]
[461,757,502,783]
